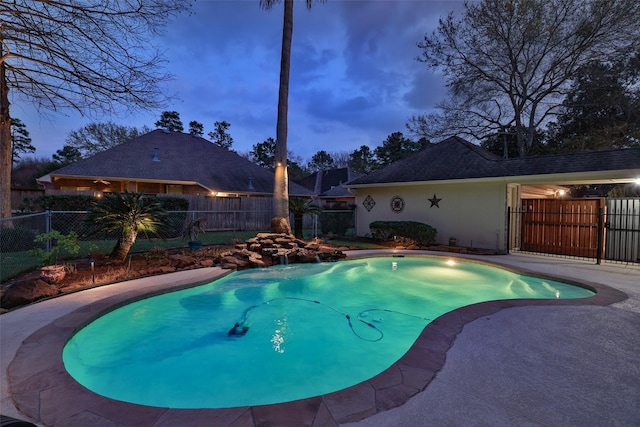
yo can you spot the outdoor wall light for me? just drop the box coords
[635,177,640,185]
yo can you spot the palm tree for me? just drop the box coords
[289,197,322,239]
[260,0,324,234]
[88,191,170,261]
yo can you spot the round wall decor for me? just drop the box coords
[390,196,405,213]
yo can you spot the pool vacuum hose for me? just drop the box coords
[228,297,430,342]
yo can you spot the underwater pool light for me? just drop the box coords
[446,259,456,266]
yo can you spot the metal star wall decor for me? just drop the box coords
[428,194,441,208]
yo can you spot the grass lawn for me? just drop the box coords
[1,230,386,283]
[1,230,266,283]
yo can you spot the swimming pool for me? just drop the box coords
[62,256,593,408]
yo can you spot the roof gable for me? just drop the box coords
[348,136,503,185]
[347,137,640,186]
[296,167,364,194]
[49,130,312,196]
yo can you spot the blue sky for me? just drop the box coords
[13,0,463,162]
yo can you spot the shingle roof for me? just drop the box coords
[295,167,364,196]
[347,136,640,186]
[49,130,313,196]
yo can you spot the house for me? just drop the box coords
[345,136,640,254]
[39,130,313,198]
[295,167,363,208]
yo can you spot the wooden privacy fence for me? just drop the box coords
[512,198,640,264]
[520,198,604,258]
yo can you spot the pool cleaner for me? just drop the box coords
[228,321,250,336]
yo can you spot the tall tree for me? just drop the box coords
[11,118,34,162]
[348,145,375,174]
[308,150,335,172]
[287,154,310,181]
[0,1,190,219]
[374,132,430,169]
[11,156,60,190]
[188,121,204,137]
[409,0,640,157]
[53,145,82,166]
[329,151,351,169]
[208,120,234,149]
[155,111,184,132]
[65,122,147,158]
[250,137,277,169]
[546,58,640,153]
[260,0,324,235]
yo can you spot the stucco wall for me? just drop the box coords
[355,181,508,251]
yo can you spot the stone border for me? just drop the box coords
[7,255,627,426]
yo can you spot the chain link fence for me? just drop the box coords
[1,209,357,282]
[1,212,48,253]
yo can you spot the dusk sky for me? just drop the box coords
[13,0,464,162]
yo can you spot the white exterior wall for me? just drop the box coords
[355,181,509,251]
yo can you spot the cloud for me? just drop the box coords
[15,0,464,162]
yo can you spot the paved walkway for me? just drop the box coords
[346,251,640,427]
[1,252,639,426]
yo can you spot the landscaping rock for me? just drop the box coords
[1,235,347,311]
[169,254,198,269]
[1,279,60,309]
[214,234,344,270]
[199,259,214,267]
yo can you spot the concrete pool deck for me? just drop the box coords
[1,251,639,426]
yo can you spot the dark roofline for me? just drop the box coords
[346,137,640,187]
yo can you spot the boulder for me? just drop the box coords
[1,279,60,309]
[199,259,215,267]
[169,254,198,269]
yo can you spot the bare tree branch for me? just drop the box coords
[411,0,640,156]
[0,0,192,218]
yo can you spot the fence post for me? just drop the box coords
[45,210,52,253]
[596,207,604,265]
[506,206,511,254]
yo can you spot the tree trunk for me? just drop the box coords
[271,0,293,235]
[0,47,12,220]
[110,230,137,262]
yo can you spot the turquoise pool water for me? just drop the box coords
[62,256,593,408]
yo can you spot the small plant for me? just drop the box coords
[30,230,80,266]
[369,221,437,246]
[184,219,206,242]
[64,262,78,274]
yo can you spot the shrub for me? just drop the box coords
[35,195,95,211]
[34,194,189,211]
[320,210,354,236]
[369,221,437,246]
[155,196,189,211]
[30,230,80,266]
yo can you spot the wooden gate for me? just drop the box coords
[520,198,605,258]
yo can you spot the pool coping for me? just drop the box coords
[6,253,628,426]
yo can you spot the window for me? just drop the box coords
[166,184,183,194]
